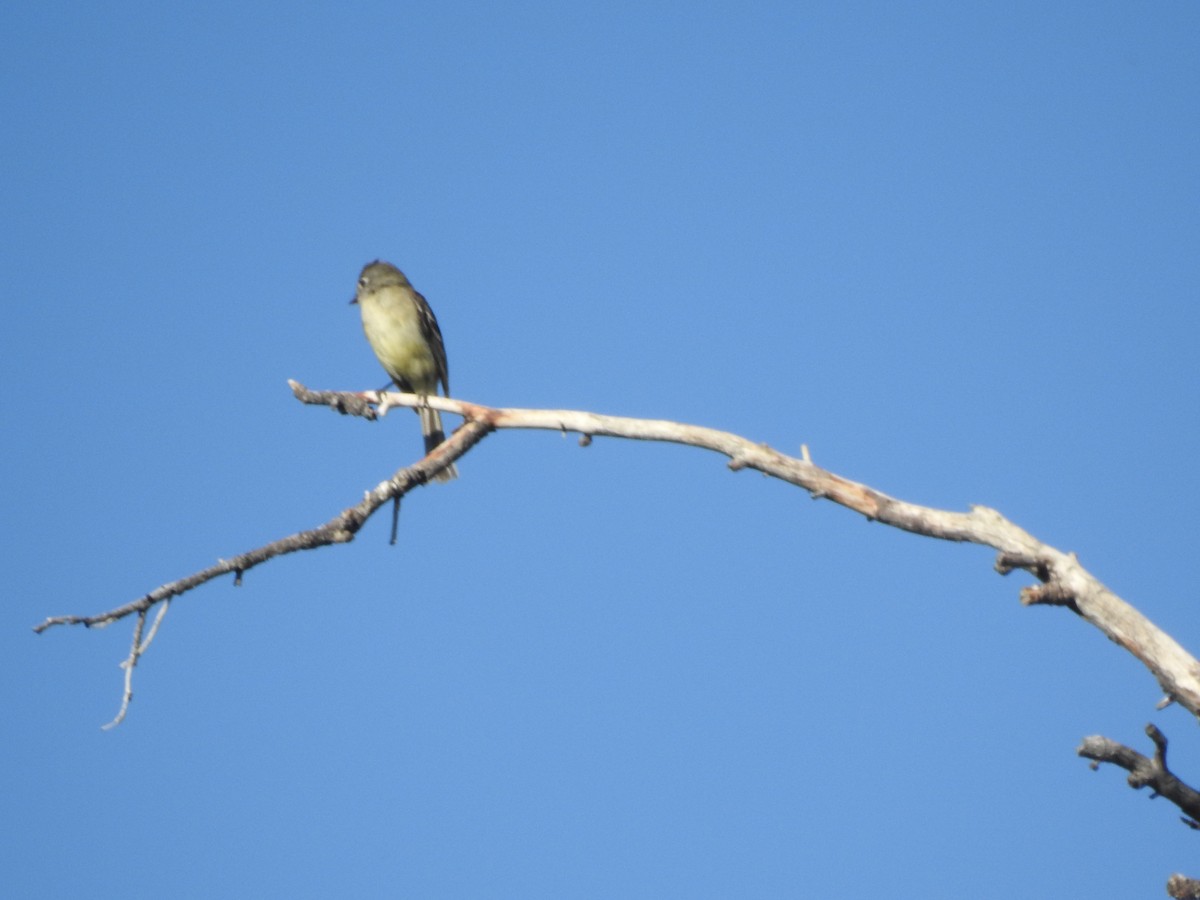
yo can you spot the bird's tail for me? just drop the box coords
[420,406,458,482]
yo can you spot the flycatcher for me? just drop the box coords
[352,260,458,482]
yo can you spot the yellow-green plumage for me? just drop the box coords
[353,260,458,482]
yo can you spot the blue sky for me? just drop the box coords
[3,2,1199,897]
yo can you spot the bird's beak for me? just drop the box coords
[349,295,358,305]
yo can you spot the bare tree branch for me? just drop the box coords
[34,383,1200,730]
[99,600,173,729]
[1078,725,1200,827]
[33,396,486,633]
[1168,873,1200,899]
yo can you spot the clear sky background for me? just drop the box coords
[3,2,1199,897]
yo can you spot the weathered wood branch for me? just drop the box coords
[34,383,1200,730]
[33,409,488,633]
[1078,725,1200,827]
[1168,873,1200,899]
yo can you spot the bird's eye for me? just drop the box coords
[358,277,368,288]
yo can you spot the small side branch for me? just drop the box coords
[34,411,488,634]
[1079,725,1200,828]
[102,600,171,729]
[34,405,490,726]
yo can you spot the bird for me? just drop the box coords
[352,260,458,482]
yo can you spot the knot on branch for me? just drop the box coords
[1019,580,1078,609]
[994,550,1051,582]
[995,550,1080,611]
[335,394,379,419]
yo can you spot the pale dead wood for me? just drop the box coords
[35,382,1200,733]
